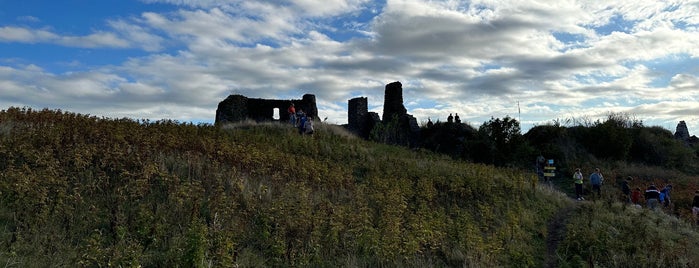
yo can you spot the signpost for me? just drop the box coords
[544,159,555,184]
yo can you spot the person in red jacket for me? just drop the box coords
[631,187,642,207]
[288,103,296,126]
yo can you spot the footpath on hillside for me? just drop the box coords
[541,179,580,268]
[545,204,575,268]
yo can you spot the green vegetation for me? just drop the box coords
[1,107,698,267]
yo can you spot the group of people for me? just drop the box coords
[572,167,604,201]
[447,113,461,124]
[287,103,314,135]
[636,183,673,210]
[425,113,462,127]
[572,168,679,212]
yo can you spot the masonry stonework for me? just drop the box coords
[348,97,380,139]
[215,94,318,124]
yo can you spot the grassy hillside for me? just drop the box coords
[1,107,698,267]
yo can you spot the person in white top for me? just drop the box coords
[305,116,314,135]
[573,168,584,200]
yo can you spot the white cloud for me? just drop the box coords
[58,32,131,49]
[108,19,166,52]
[0,26,57,42]
[3,0,699,132]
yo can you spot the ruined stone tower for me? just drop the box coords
[347,81,420,146]
[382,81,407,122]
[675,120,691,145]
[348,97,380,139]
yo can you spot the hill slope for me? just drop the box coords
[1,107,698,267]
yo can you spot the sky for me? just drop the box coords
[1,0,698,134]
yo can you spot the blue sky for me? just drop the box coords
[1,0,698,134]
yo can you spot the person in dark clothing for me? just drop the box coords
[622,177,631,203]
[298,112,307,135]
[447,113,454,123]
[645,184,661,210]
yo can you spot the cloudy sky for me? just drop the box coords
[1,0,698,133]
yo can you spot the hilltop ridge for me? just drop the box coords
[1,107,698,267]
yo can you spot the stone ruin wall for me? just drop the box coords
[215,81,419,146]
[675,120,690,141]
[674,120,699,147]
[348,97,380,139]
[215,93,318,124]
[347,81,420,145]
[382,81,407,122]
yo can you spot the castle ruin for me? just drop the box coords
[347,81,420,146]
[215,82,419,146]
[215,94,318,124]
[347,97,380,139]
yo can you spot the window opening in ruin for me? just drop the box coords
[273,108,280,120]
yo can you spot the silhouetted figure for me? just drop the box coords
[454,113,461,123]
[447,113,453,123]
[427,117,433,128]
[536,154,545,181]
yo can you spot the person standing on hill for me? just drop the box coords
[447,113,454,123]
[589,168,604,198]
[631,187,642,207]
[661,184,672,208]
[573,168,584,200]
[622,177,631,203]
[298,111,307,135]
[692,190,699,225]
[288,103,296,126]
[304,116,314,135]
[645,184,661,210]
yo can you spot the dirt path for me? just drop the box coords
[545,205,575,268]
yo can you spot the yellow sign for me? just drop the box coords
[544,166,556,170]
[543,172,556,177]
